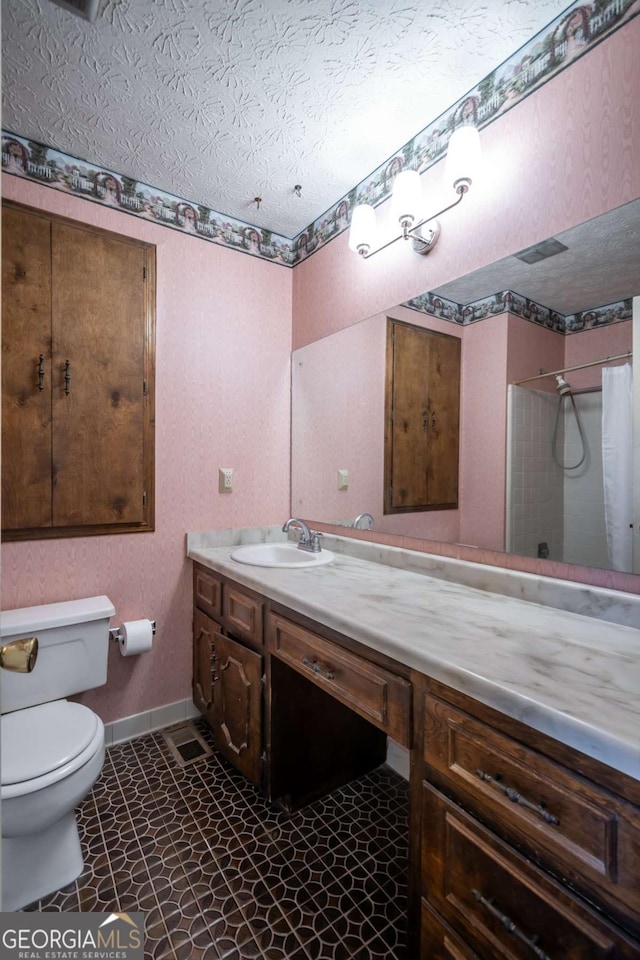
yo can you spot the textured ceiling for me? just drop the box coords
[3,0,572,237]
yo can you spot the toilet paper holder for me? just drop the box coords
[109,620,156,644]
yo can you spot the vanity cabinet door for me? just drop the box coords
[213,632,263,787]
[193,608,217,728]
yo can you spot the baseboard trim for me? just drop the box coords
[105,698,201,747]
[106,703,411,782]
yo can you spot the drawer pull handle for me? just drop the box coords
[472,889,551,960]
[475,769,559,825]
[301,656,335,681]
[37,354,45,391]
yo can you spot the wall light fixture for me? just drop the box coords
[349,125,482,259]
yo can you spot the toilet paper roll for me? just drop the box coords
[119,619,154,656]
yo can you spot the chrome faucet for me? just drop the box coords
[353,513,374,530]
[282,518,323,553]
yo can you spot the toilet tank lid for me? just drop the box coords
[1,596,115,637]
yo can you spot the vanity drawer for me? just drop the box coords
[193,565,222,619]
[268,613,411,746]
[424,695,640,930]
[422,782,640,960]
[223,585,264,649]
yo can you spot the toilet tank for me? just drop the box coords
[0,596,115,713]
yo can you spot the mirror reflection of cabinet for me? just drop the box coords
[384,320,460,513]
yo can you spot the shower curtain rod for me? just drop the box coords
[512,351,632,386]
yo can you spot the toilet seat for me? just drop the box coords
[1,701,104,799]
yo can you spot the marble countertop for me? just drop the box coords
[187,529,640,781]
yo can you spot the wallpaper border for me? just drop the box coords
[402,290,634,334]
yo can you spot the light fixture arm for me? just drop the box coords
[357,184,467,259]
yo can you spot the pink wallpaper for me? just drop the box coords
[291,314,385,526]
[563,322,633,390]
[505,316,566,392]
[1,177,292,723]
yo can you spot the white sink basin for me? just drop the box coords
[230,542,335,568]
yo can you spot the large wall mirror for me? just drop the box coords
[291,199,639,576]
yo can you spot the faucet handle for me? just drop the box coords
[309,530,323,552]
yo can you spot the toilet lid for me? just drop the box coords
[1,701,99,786]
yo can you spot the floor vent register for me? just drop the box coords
[162,721,212,766]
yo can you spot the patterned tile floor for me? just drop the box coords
[26,720,409,959]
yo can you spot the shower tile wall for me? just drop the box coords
[562,393,608,569]
[508,387,610,569]
[507,387,564,560]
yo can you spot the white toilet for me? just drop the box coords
[1,596,115,911]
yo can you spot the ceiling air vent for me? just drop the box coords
[514,237,569,265]
[48,0,100,22]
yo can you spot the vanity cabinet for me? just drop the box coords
[1,200,156,541]
[413,677,640,959]
[191,555,640,959]
[192,565,264,786]
[192,562,412,807]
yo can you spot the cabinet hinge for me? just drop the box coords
[142,491,147,507]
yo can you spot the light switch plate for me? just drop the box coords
[337,469,348,490]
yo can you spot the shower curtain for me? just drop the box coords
[602,363,633,572]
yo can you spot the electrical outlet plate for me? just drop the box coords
[337,469,348,490]
[219,468,234,493]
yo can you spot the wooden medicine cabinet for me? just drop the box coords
[1,201,156,540]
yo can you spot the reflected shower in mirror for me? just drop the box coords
[291,199,639,574]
